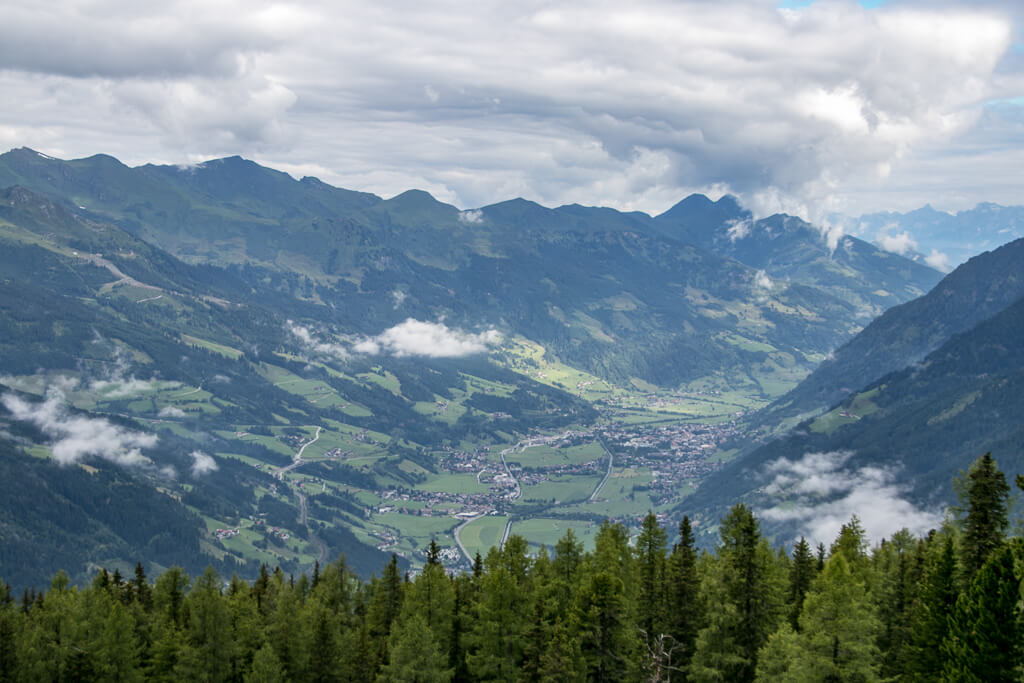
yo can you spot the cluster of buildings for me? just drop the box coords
[596,420,740,505]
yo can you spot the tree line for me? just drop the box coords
[0,452,1021,682]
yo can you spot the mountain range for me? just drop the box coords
[0,146,960,587]
[852,202,1024,269]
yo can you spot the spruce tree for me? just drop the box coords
[379,612,453,682]
[907,533,959,680]
[635,511,668,644]
[959,452,1010,578]
[942,540,1023,681]
[666,515,702,678]
[691,504,784,683]
[789,552,881,682]
[785,537,815,631]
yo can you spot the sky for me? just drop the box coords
[1,0,1022,221]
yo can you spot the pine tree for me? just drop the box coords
[942,540,1023,681]
[466,552,526,682]
[874,529,923,679]
[575,570,640,683]
[906,532,959,680]
[94,599,143,683]
[635,512,669,644]
[400,560,455,656]
[367,554,405,669]
[959,453,1011,578]
[380,612,453,683]
[245,642,286,683]
[666,515,702,678]
[786,537,815,631]
[691,504,784,683]
[184,567,234,683]
[538,618,585,683]
[789,552,882,681]
[132,562,152,610]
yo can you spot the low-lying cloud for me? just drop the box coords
[760,450,944,546]
[189,450,219,477]
[2,388,158,466]
[87,341,159,398]
[158,405,186,418]
[353,319,500,358]
[458,209,484,225]
[925,249,952,272]
[288,321,349,360]
[877,229,918,256]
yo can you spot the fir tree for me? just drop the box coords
[906,532,959,680]
[666,515,702,678]
[691,504,784,683]
[786,537,815,631]
[959,453,1010,578]
[942,540,1023,681]
[635,511,669,644]
[380,613,453,682]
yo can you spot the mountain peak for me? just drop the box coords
[656,193,747,223]
[388,189,441,204]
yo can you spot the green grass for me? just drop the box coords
[458,515,509,559]
[509,518,599,552]
[810,387,882,434]
[504,441,605,468]
[417,471,491,495]
[517,474,602,505]
[180,334,243,359]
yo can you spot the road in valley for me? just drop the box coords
[589,438,615,502]
[274,426,322,480]
[454,513,487,562]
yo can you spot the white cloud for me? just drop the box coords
[760,450,944,546]
[458,209,484,224]
[158,405,186,418]
[2,388,157,466]
[354,319,501,358]
[90,377,158,398]
[288,320,349,360]
[391,288,407,309]
[925,248,953,272]
[754,270,773,291]
[189,450,219,477]
[87,342,158,398]
[876,225,919,255]
[0,0,1019,216]
[726,218,752,242]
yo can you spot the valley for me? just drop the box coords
[0,148,960,589]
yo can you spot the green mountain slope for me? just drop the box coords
[751,238,1024,435]
[0,148,945,585]
[0,149,939,395]
[682,292,1024,544]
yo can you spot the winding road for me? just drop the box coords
[273,426,328,570]
[274,426,322,480]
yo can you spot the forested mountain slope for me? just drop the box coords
[684,291,1024,543]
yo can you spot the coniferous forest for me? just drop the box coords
[1,453,1021,682]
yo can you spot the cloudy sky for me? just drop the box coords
[2,0,1022,219]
